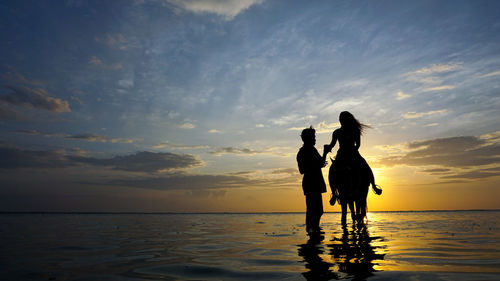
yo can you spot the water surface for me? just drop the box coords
[0,211,498,280]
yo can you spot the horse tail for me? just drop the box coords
[372,184,382,195]
[363,157,382,195]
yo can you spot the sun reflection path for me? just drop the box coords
[298,221,386,280]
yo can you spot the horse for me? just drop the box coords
[328,158,380,225]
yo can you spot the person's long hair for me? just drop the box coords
[339,111,371,135]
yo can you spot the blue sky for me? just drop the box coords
[1,0,499,212]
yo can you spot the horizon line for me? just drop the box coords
[1,209,499,215]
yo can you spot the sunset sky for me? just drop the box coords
[1,0,499,212]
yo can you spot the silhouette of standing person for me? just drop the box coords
[297,126,330,234]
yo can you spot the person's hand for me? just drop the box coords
[324,144,332,153]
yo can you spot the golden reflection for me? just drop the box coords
[298,224,385,280]
[297,233,338,280]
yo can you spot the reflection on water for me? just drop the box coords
[298,224,385,280]
[298,233,337,280]
[330,225,385,279]
[0,211,499,280]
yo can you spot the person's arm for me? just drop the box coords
[321,130,338,166]
[322,145,330,163]
[297,150,306,174]
[327,130,338,153]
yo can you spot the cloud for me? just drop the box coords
[479,131,500,145]
[289,121,339,134]
[152,140,209,150]
[1,85,70,113]
[402,109,448,119]
[209,146,287,156]
[271,168,296,175]
[208,129,222,134]
[422,168,451,173]
[323,98,365,114]
[316,121,340,134]
[396,91,411,100]
[440,167,500,180]
[104,167,300,191]
[402,62,461,89]
[0,146,71,169]
[0,146,202,173]
[179,123,195,129]
[118,79,134,89]
[14,130,133,144]
[403,62,463,77]
[73,151,202,172]
[0,101,25,120]
[416,76,444,85]
[0,145,299,192]
[478,70,500,78]
[105,173,258,190]
[423,85,455,92]
[89,56,103,65]
[166,0,264,20]
[1,67,43,86]
[68,133,133,143]
[375,134,500,179]
[271,114,316,126]
[210,147,264,156]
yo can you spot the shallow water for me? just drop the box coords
[0,211,499,280]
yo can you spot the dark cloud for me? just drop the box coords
[376,135,500,180]
[1,85,70,112]
[422,168,451,173]
[377,136,500,168]
[14,130,133,144]
[103,168,300,191]
[441,167,500,180]
[71,151,201,172]
[0,146,201,172]
[0,147,71,169]
[0,101,25,120]
[0,145,299,192]
[65,133,133,143]
[105,174,259,190]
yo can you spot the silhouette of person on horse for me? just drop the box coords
[325,111,382,225]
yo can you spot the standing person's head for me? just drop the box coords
[339,111,370,135]
[301,126,316,145]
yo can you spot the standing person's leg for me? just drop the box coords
[314,192,324,231]
[341,202,347,225]
[305,194,313,233]
[309,192,323,231]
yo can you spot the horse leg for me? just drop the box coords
[362,201,367,223]
[357,197,367,224]
[348,201,355,224]
[341,201,347,226]
[355,199,361,224]
[357,184,369,224]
